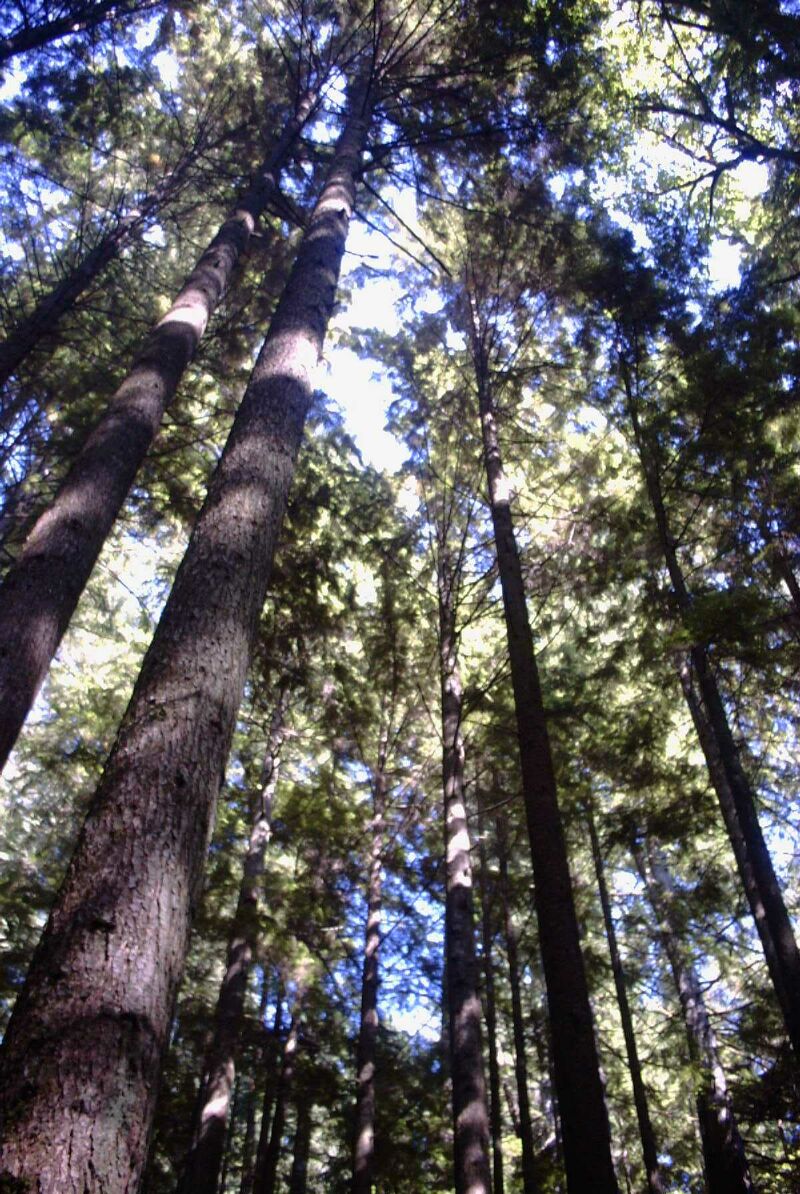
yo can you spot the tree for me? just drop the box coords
[0,48,379,1189]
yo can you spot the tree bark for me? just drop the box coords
[178,684,291,1194]
[476,799,505,1194]
[252,1013,301,1194]
[0,154,193,395]
[469,299,618,1194]
[352,760,385,1194]
[437,546,493,1194]
[0,85,317,773]
[621,357,800,1060]
[0,77,373,1193]
[585,803,664,1194]
[495,815,540,1194]
[632,842,755,1194]
[241,986,285,1194]
[288,1098,313,1194]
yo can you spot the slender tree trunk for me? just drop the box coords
[0,85,317,773]
[178,684,291,1194]
[621,359,800,1059]
[288,1098,313,1194]
[468,304,618,1194]
[0,77,373,1193]
[437,546,493,1194]
[238,976,272,1194]
[0,157,193,395]
[0,0,158,64]
[242,987,285,1194]
[632,842,755,1194]
[585,804,664,1194]
[253,1014,301,1194]
[477,799,505,1194]
[352,761,385,1194]
[495,815,540,1194]
[218,1073,241,1194]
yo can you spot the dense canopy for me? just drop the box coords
[0,1,799,1191]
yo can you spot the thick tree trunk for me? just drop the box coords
[585,804,664,1194]
[352,764,385,1194]
[288,1098,313,1194]
[178,684,291,1194]
[495,816,539,1194]
[0,158,193,395]
[632,842,754,1194]
[253,1014,301,1194]
[0,86,317,773]
[622,362,800,1059]
[477,801,505,1194]
[469,310,618,1194]
[437,548,493,1194]
[0,78,373,1193]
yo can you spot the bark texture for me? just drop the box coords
[0,87,316,772]
[288,1098,313,1194]
[178,684,291,1194]
[622,359,800,1059]
[586,805,663,1194]
[253,1013,301,1194]
[633,843,755,1194]
[0,80,372,1193]
[469,305,618,1194]
[352,765,385,1194]
[496,816,540,1194]
[437,547,493,1194]
[477,804,505,1194]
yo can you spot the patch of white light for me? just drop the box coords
[609,207,652,251]
[153,49,179,89]
[708,239,742,290]
[142,224,166,247]
[134,13,162,48]
[322,347,405,472]
[0,63,27,103]
[0,236,25,262]
[388,1002,440,1043]
[576,403,607,432]
[445,325,465,351]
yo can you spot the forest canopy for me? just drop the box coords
[0,1,799,1192]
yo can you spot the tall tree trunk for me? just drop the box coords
[242,986,285,1194]
[352,759,385,1194]
[477,798,505,1194]
[0,85,317,772]
[621,357,800,1059]
[0,76,374,1193]
[217,1073,241,1194]
[253,1013,301,1194]
[288,1098,313,1194]
[0,0,158,64]
[585,803,664,1194]
[495,815,539,1194]
[0,154,194,395]
[178,684,291,1194]
[468,302,618,1194]
[437,546,493,1194]
[238,975,273,1194]
[632,842,755,1194]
